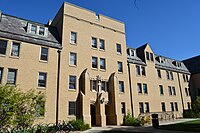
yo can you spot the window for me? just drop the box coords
[116,44,122,54]
[157,69,161,78]
[92,37,97,48]
[150,53,154,61]
[11,42,20,57]
[137,83,142,94]
[0,40,7,55]
[70,32,77,44]
[136,65,140,76]
[92,56,98,69]
[174,102,178,111]
[146,52,150,60]
[170,102,174,111]
[143,84,148,94]
[99,39,105,50]
[121,102,126,114]
[166,71,170,80]
[139,102,144,113]
[40,47,48,61]
[38,72,47,87]
[39,27,45,36]
[145,102,150,113]
[183,74,186,82]
[172,87,176,95]
[0,68,3,84]
[100,58,106,70]
[141,66,146,76]
[159,85,164,95]
[170,72,174,80]
[185,88,189,96]
[168,86,172,95]
[35,101,45,117]
[68,101,76,115]
[101,81,106,92]
[7,69,17,85]
[30,25,37,34]
[69,75,76,90]
[161,102,166,112]
[92,80,97,91]
[118,61,123,73]
[186,75,189,82]
[70,52,77,66]
[119,81,124,93]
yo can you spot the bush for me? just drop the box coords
[123,112,140,126]
[69,119,90,131]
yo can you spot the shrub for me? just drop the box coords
[123,112,140,126]
[69,119,90,131]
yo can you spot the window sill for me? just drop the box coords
[118,72,123,74]
[0,54,6,57]
[68,89,76,92]
[91,47,98,50]
[39,60,48,63]
[92,68,98,71]
[99,49,105,52]
[70,42,77,45]
[91,90,97,93]
[119,92,125,94]
[69,64,77,68]
[117,53,122,55]
[9,56,20,59]
[37,87,46,90]
[100,69,106,72]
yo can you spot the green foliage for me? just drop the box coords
[184,96,200,118]
[123,112,140,126]
[0,85,45,128]
[69,118,90,131]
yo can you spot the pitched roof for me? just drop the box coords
[0,13,61,48]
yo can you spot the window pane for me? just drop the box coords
[39,27,45,35]
[170,102,174,111]
[139,102,144,113]
[159,85,164,95]
[145,102,149,113]
[146,52,149,60]
[168,86,172,95]
[0,68,3,83]
[70,32,77,44]
[100,58,106,69]
[31,25,37,34]
[143,84,148,94]
[70,52,77,65]
[69,102,76,115]
[119,81,124,92]
[38,72,47,87]
[161,102,166,112]
[92,80,97,91]
[141,66,146,76]
[0,40,7,55]
[92,57,97,68]
[121,102,125,114]
[150,53,154,61]
[137,83,142,94]
[7,69,17,85]
[69,75,76,89]
[99,39,105,50]
[116,44,121,54]
[101,81,106,91]
[170,72,174,80]
[157,69,161,78]
[40,47,48,61]
[136,65,140,76]
[118,61,123,72]
[172,87,176,95]
[92,37,97,48]
[166,71,170,79]
[11,42,20,57]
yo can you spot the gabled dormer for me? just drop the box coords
[127,48,136,57]
[136,43,154,63]
[172,61,182,68]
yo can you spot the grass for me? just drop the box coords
[159,119,200,132]
[102,131,145,133]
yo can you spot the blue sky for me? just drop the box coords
[0,0,199,60]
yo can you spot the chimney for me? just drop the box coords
[47,20,52,26]
[0,11,2,22]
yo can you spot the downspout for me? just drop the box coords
[56,48,61,125]
[127,62,134,117]
[177,72,184,111]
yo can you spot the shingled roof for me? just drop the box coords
[0,13,61,48]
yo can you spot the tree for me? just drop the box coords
[192,96,200,117]
[0,85,45,128]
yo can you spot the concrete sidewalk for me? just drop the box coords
[82,118,198,133]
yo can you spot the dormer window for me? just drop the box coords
[172,61,182,67]
[28,23,48,37]
[31,25,37,34]
[39,27,45,36]
[130,49,135,56]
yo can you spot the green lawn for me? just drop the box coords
[102,131,145,133]
[159,119,200,132]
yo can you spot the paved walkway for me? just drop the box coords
[82,118,198,133]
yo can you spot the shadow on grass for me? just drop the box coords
[158,120,200,132]
[101,126,148,133]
